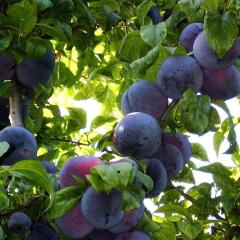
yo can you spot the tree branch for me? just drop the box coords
[0,195,40,217]
[9,80,23,127]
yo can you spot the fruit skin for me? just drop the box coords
[152,143,185,179]
[179,23,203,52]
[162,133,192,163]
[157,55,203,100]
[40,161,58,174]
[113,112,162,159]
[55,203,94,239]
[0,52,15,82]
[193,32,240,70]
[108,203,145,234]
[141,158,168,198]
[0,126,37,165]
[59,155,102,188]
[114,230,152,240]
[121,80,168,119]
[147,6,163,25]
[16,49,55,89]
[7,212,32,236]
[27,223,59,240]
[88,229,116,240]
[201,66,240,100]
[81,187,124,229]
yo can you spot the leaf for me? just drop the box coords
[194,0,219,10]
[7,0,37,36]
[136,0,155,25]
[153,221,176,240]
[103,5,122,30]
[91,115,116,129]
[36,0,54,12]
[0,141,9,157]
[178,89,212,134]
[178,220,203,238]
[191,143,209,161]
[0,190,9,211]
[8,160,55,210]
[48,186,84,219]
[135,170,153,193]
[26,38,47,59]
[0,35,11,51]
[140,22,167,47]
[204,10,238,58]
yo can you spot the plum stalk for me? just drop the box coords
[9,79,23,127]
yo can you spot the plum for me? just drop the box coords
[152,143,185,179]
[27,223,59,240]
[201,65,240,100]
[108,203,145,234]
[41,161,58,174]
[193,32,240,70]
[121,80,168,119]
[59,155,101,188]
[114,230,152,240]
[0,52,15,82]
[8,212,32,236]
[179,23,203,52]
[88,229,116,240]
[157,55,203,100]
[81,187,124,229]
[147,6,163,25]
[162,132,192,163]
[16,49,55,89]
[0,126,37,165]
[55,203,94,239]
[113,112,162,159]
[141,158,167,198]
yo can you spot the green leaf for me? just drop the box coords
[136,0,155,25]
[36,0,54,12]
[191,143,209,161]
[7,0,37,36]
[87,162,133,192]
[140,22,167,47]
[135,170,153,193]
[138,213,161,233]
[194,0,219,10]
[26,38,47,59]
[204,10,238,58]
[91,115,116,129]
[8,160,55,210]
[0,35,11,51]
[178,220,203,238]
[103,5,122,30]
[119,31,150,62]
[48,186,84,219]
[157,204,193,220]
[0,225,3,240]
[0,190,9,211]
[153,221,176,240]
[0,141,9,157]
[178,89,212,134]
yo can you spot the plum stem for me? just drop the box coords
[9,80,23,127]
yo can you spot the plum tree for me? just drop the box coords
[108,203,145,234]
[81,187,124,229]
[113,112,162,159]
[55,203,94,239]
[147,6,163,25]
[59,155,102,188]
[16,49,55,89]
[162,133,192,163]
[157,55,203,100]
[7,212,32,237]
[0,126,37,165]
[141,158,168,198]
[40,160,59,173]
[121,80,168,119]
[152,143,185,179]
[0,52,15,82]
[193,32,240,70]
[179,23,203,52]
[27,223,59,240]
[201,65,240,100]
[88,229,116,240]
[114,230,152,240]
